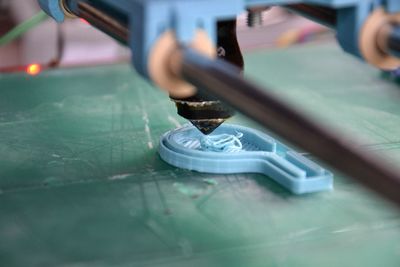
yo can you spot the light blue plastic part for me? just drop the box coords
[159,124,333,194]
[39,0,400,78]
[38,0,65,22]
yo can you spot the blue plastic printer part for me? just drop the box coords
[38,0,65,22]
[159,124,333,194]
[39,0,400,79]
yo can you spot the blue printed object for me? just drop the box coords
[159,124,333,194]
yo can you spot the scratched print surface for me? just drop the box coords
[0,44,400,267]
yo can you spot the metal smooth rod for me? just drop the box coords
[387,26,400,59]
[179,48,400,207]
[285,4,337,28]
[377,24,400,63]
[64,0,129,44]
[63,0,400,206]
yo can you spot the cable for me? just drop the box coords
[48,24,65,67]
[0,10,48,46]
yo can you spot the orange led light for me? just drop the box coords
[26,64,41,76]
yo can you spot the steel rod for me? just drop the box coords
[63,0,400,206]
[285,4,337,28]
[387,26,400,59]
[179,48,400,207]
[65,0,129,44]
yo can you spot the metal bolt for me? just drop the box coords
[247,7,270,28]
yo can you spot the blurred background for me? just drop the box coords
[0,0,333,73]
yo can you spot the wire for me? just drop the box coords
[48,24,65,67]
[0,23,65,73]
[0,10,48,46]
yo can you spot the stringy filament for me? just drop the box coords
[200,132,243,152]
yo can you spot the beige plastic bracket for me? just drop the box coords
[360,8,400,70]
[148,30,216,98]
